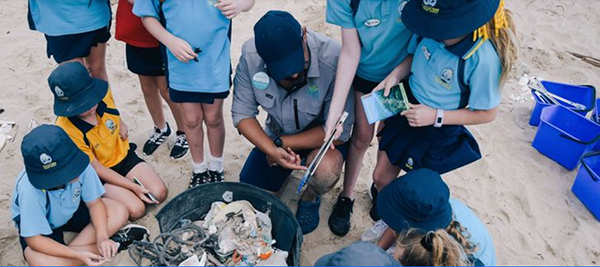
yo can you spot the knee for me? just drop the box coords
[372,167,394,190]
[154,185,168,203]
[203,113,223,129]
[183,114,202,129]
[351,130,373,151]
[140,84,159,97]
[107,200,129,224]
[309,155,343,195]
[126,200,146,221]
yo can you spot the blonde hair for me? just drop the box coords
[396,228,472,266]
[445,220,477,255]
[485,8,518,85]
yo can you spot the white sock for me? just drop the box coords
[209,155,224,172]
[192,161,208,174]
[159,124,168,133]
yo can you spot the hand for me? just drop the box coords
[96,237,119,261]
[132,184,154,204]
[166,36,197,63]
[401,104,437,127]
[267,147,306,171]
[323,121,343,150]
[215,0,243,19]
[373,71,400,97]
[119,121,128,140]
[76,250,106,266]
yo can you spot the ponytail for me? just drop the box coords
[396,229,471,266]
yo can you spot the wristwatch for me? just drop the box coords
[274,137,284,148]
[433,109,444,128]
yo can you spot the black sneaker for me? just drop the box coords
[369,184,380,221]
[110,224,149,251]
[143,123,171,156]
[208,170,224,183]
[189,171,211,188]
[328,195,354,236]
[170,131,189,160]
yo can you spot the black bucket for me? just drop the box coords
[155,182,303,266]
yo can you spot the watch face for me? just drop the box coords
[275,138,283,147]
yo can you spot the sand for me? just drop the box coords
[1,0,600,265]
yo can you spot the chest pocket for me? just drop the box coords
[295,98,323,130]
[255,92,275,111]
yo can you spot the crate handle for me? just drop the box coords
[560,132,600,145]
[581,160,600,182]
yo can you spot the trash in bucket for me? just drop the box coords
[138,182,303,266]
[572,152,600,221]
[528,79,596,126]
[532,105,600,170]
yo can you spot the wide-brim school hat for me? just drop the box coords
[254,11,305,82]
[401,0,501,40]
[377,168,453,233]
[315,242,401,266]
[22,125,90,190]
[48,62,108,117]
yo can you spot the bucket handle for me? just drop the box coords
[560,132,600,145]
[581,151,600,182]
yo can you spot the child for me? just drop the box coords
[51,62,168,221]
[394,229,476,266]
[377,169,496,266]
[371,0,517,211]
[134,0,255,187]
[324,0,414,233]
[11,125,147,266]
[115,0,189,159]
[27,0,111,81]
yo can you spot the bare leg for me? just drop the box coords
[341,91,376,199]
[24,244,97,266]
[372,150,401,190]
[301,148,344,202]
[125,162,168,203]
[180,102,205,164]
[201,99,225,158]
[103,184,146,221]
[156,77,185,132]
[85,43,108,81]
[139,75,167,129]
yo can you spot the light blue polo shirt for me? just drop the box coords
[134,1,231,93]
[28,0,111,36]
[11,164,105,238]
[407,35,502,110]
[450,198,497,266]
[326,0,412,82]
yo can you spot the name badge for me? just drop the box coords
[364,19,381,27]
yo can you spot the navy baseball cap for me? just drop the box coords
[314,242,401,266]
[377,168,453,233]
[21,125,90,190]
[401,0,501,40]
[48,62,108,117]
[254,11,305,82]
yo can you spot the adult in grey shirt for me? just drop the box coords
[232,11,354,235]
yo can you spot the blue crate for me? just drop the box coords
[572,152,600,221]
[529,81,596,126]
[532,105,600,170]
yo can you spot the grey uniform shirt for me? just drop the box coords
[232,30,355,142]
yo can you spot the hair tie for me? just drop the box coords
[420,232,435,252]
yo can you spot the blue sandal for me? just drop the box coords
[296,196,321,235]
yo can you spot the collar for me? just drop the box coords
[66,101,108,132]
[306,31,320,78]
[444,36,486,60]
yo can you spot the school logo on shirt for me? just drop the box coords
[308,84,320,99]
[54,86,68,101]
[397,1,408,22]
[105,119,116,133]
[422,45,431,60]
[422,0,439,14]
[73,187,81,200]
[252,72,270,90]
[40,153,57,170]
[435,68,454,89]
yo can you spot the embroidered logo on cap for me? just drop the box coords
[40,153,57,170]
[252,72,270,90]
[406,157,414,170]
[54,86,68,101]
[422,0,439,14]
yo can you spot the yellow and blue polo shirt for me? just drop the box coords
[56,89,130,168]
[407,35,502,111]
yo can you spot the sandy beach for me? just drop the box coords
[1,0,600,265]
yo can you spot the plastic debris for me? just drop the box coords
[129,200,288,266]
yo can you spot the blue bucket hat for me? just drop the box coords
[21,125,90,190]
[401,0,501,40]
[314,242,401,266]
[377,168,453,233]
[254,11,304,82]
[48,62,108,117]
